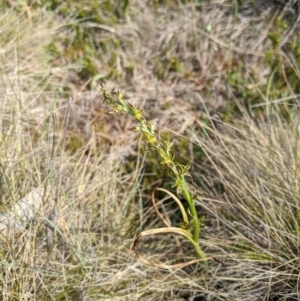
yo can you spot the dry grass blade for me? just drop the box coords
[131,187,207,269]
[133,227,208,269]
[151,187,189,227]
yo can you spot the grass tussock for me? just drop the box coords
[187,104,300,300]
[0,1,300,300]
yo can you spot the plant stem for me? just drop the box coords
[180,175,200,243]
[100,84,206,263]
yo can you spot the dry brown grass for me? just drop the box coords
[0,1,299,300]
[186,104,300,300]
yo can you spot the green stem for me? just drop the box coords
[183,226,206,260]
[181,178,205,262]
[180,175,200,243]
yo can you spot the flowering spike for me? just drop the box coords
[100,83,206,263]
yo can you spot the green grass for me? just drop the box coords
[0,1,300,300]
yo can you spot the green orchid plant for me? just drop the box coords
[100,83,206,268]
